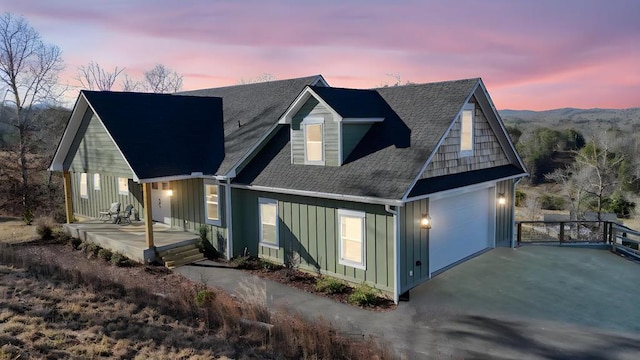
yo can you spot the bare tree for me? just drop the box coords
[237,73,276,85]
[76,61,124,91]
[546,166,591,220]
[0,12,64,211]
[143,64,183,93]
[121,74,142,92]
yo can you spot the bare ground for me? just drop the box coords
[0,217,38,244]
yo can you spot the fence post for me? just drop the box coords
[517,222,522,245]
[602,221,608,244]
[559,222,565,243]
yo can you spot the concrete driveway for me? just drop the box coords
[176,246,640,359]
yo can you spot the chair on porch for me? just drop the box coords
[115,204,135,224]
[99,202,121,222]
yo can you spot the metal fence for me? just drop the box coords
[516,221,612,245]
[610,223,640,257]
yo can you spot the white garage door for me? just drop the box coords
[429,187,493,275]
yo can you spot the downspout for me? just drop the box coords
[225,178,234,260]
[385,204,401,304]
[511,178,522,248]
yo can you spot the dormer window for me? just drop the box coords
[460,103,474,156]
[303,118,324,164]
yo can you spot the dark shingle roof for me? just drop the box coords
[82,91,223,179]
[309,86,390,118]
[235,78,524,200]
[179,75,322,175]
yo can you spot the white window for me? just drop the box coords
[79,173,88,199]
[338,209,366,269]
[460,103,474,156]
[304,119,324,164]
[259,198,278,248]
[93,174,101,191]
[118,177,129,195]
[204,183,221,225]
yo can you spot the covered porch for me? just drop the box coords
[62,220,200,263]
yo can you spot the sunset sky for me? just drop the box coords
[1,0,638,110]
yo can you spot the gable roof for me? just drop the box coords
[79,91,224,180]
[179,75,325,175]
[234,78,527,202]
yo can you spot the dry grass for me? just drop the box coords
[0,216,38,244]
[0,242,396,360]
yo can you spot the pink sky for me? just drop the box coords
[1,0,638,110]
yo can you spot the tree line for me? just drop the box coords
[508,124,639,220]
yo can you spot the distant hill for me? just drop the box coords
[499,107,640,134]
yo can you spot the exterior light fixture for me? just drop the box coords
[420,214,431,229]
[166,189,174,196]
[497,194,506,205]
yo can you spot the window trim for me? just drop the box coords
[303,117,325,165]
[118,177,129,195]
[203,181,222,226]
[93,174,101,191]
[338,209,366,270]
[460,103,475,157]
[79,173,88,199]
[258,197,279,249]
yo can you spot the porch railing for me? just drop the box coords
[609,223,640,258]
[516,220,613,245]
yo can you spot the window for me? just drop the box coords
[304,120,324,164]
[93,174,101,191]
[338,209,366,269]
[118,177,129,195]
[79,173,88,199]
[460,104,474,156]
[259,198,278,248]
[204,183,221,225]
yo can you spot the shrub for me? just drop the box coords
[71,238,82,250]
[110,252,129,267]
[98,248,113,262]
[85,243,100,259]
[53,229,71,244]
[539,194,564,210]
[231,256,255,269]
[348,283,379,307]
[35,218,54,240]
[515,190,527,207]
[194,289,216,306]
[315,276,348,294]
[22,209,34,225]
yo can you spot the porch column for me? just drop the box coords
[142,182,154,248]
[62,171,74,223]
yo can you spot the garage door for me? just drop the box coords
[429,187,493,275]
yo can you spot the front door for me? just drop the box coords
[151,182,172,224]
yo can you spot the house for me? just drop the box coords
[50,75,527,302]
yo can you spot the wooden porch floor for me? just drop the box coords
[62,220,200,263]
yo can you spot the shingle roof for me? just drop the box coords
[235,78,525,200]
[82,91,223,179]
[309,86,390,118]
[179,75,323,175]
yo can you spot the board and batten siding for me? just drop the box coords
[65,109,133,178]
[495,179,516,247]
[421,99,510,179]
[290,97,340,166]
[399,198,430,293]
[170,179,228,253]
[70,172,144,220]
[232,189,395,292]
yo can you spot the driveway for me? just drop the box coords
[176,246,640,359]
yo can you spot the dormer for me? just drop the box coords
[279,86,387,166]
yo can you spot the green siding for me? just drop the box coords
[232,189,395,292]
[66,109,133,178]
[342,124,372,163]
[170,179,227,253]
[70,172,144,220]
[290,98,339,166]
[399,198,430,293]
[496,179,515,247]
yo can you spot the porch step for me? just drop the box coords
[159,244,205,269]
